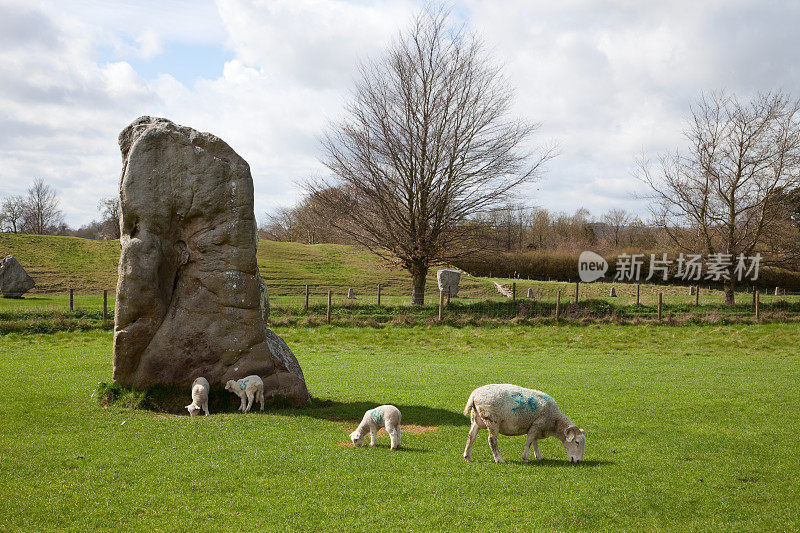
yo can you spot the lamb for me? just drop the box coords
[224,375,265,413]
[185,377,210,417]
[463,384,585,464]
[350,405,402,450]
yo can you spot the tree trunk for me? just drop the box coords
[411,264,428,305]
[724,279,736,306]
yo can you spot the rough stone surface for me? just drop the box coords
[526,287,534,299]
[0,256,35,298]
[347,288,355,299]
[610,287,617,297]
[112,116,308,404]
[437,269,461,297]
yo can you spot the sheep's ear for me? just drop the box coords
[565,426,577,442]
[579,428,585,435]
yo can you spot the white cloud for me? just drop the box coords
[1,0,799,227]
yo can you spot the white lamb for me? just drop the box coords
[185,377,210,417]
[350,405,402,450]
[224,375,265,413]
[463,384,586,464]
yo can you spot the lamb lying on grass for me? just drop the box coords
[185,377,210,417]
[224,375,265,413]
[463,384,585,464]
[350,405,402,450]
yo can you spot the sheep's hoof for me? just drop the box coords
[463,455,471,462]
[495,458,506,464]
[522,457,529,463]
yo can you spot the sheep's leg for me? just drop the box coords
[531,440,543,461]
[257,388,264,411]
[202,402,209,416]
[244,390,255,413]
[388,426,400,450]
[463,422,480,461]
[238,395,246,412]
[487,427,505,464]
[522,432,534,462]
[369,426,378,447]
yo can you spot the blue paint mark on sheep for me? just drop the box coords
[510,392,541,413]
[370,408,384,424]
[510,393,526,412]
[239,379,249,390]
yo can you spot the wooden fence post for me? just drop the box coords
[695,285,700,306]
[304,285,309,312]
[377,283,381,306]
[447,286,451,306]
[438,290,444,322]
[755,291,760,320]
[574,281,579,303]
[752,286,756,308]
[657,292,663,322]
[326,290,331,324]
[69,288,74,312]
[512,282,516,301]
[635,284,640,306]
[103,290,108,321]
[555,290,561,321]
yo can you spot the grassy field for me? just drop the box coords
[1,324,798,530]
[3,233,800,329]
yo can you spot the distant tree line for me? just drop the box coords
[0,178,119,239]
[260,196,663,255]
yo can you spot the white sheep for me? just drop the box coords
[224,375,265,413]
[185,377,210,417]
[350,405,402,450]
[463,384,585,464]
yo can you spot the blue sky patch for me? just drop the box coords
[97,41,231,86]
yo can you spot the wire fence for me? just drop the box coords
[3,281,800,327]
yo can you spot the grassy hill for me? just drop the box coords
[3,233,799,316]
[0,233,490,298]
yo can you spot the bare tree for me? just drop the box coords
[20,178,64,235]
[313,6,553,303]
[0,195,26,233]
[98,197,120,239]
[602,208,632,247]
[640,91,800,305]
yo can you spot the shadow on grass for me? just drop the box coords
[501,458,613,468]
[96,383,469,427]
[353,445,431,454]
[278,397,469,427]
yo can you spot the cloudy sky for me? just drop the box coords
[1,0,799,227]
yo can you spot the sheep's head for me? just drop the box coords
[349,430,365,447]
[562,426,586,463]
[224,380,236,392]
[185,403,200,417]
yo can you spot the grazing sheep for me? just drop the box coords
[185,377,210,417]
[350,405,402,450]
[224,375,265,413]
[463,384,585,464]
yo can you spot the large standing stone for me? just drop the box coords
[0,256,35,298]
[112,116,308,404]
[437,269,461,297]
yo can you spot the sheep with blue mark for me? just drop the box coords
[224,375,265,413]
[350,405,402,449]
[463,384,585,464]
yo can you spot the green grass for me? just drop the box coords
[0,325,798,530]
[3,233,799,325]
